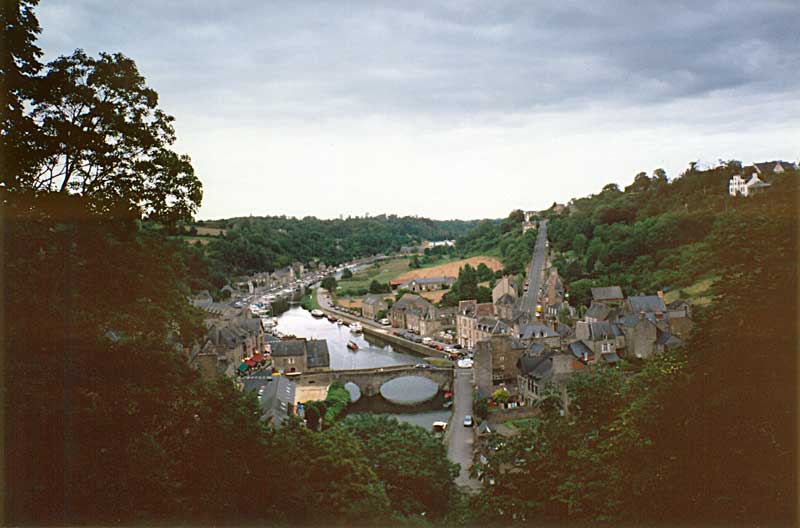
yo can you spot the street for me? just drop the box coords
[447,367,481,492]
[517,219,548,314]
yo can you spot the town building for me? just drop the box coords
[397,276,456,292]
[590,286,625,306]
[492,276,519,305]
[270,338,330,374]
[517,348,574,406]
[475,334,528,386]
[361,294,389,320]
[574,321,625,365]
[389,294,441,336]
[456,299,495,349]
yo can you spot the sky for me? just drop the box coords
[36,1,800,220]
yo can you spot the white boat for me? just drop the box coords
[337,320,344,326]
[311,309,324,318]
[350,322,363,333]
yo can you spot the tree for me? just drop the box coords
[476,262,494,282]
[409,255,421,268]
[368,279,390,294]
[321,275,337,291]
[336,415,459,519]
[1,0,43,185]
[7,49,202,222]
[341,267,353,279]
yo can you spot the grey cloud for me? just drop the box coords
[37,0,800,121]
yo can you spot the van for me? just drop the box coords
[422,337,433,345]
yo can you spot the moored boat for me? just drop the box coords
[347,340,359,351]
[311,309,324,318]
[350,322,363,333]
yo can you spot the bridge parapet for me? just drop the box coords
[297,366,454,398]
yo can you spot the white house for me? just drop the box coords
[729,173,771,197]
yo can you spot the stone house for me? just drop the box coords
[620,313,683,359]
[492,276,519,305]
[271,266,295,286]
[623,294,668,322]
[398,276,455,292]
[543,269,565,307]
[591,286,625,306]
[494,293,516,320]
[362,294,389,320]
[291,261,305,277]
[456,299,495,349]
[193,311,265,378]
[518,322,562,350]
[517,348,574,406]
[667,300,694,339]
[475,334,528,386]
[390,294,441,336]
[584,301,616,323]
[270,338,330,374]
[574,321,625,364]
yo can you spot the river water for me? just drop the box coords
[274,306,452,430]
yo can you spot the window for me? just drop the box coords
[601,342,611,353]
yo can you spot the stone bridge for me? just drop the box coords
[296,365,454,397]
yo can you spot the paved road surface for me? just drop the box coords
[517,219,548,314]
[447,368,481,492]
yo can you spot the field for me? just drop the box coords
[179,236,212,245]
[664,276,717,306]
[337,258,414,291]
[392,256,503,284]
[195,226,226,236]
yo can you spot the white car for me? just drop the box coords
[457,358,473,369]
[379,318,391,326]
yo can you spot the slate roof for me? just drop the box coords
[556,323,574,338]
[258,376,295,428]
[306,340,330,368]
[405,276,455,285]
[270,339,307,357]
[569,340,593,359]
[585,302,612,321]
[591,286,623,301]
[527,342,547,356]
[518,352,554,380]
[656,330,683,349]
[363,294,388,307]
[621,313,657,327]
[754,160,797,174]
[519,323,559,340]
[587,321,623,340]
[628,295,667,314]
[496,293,516,306]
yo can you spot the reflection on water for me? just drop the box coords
[276,306,452,427]
[274,306,420,370]
[380,376,438,405]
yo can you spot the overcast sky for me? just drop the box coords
[37,1,799,220]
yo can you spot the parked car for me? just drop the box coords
[379,318,391,326]
[463,415,474,427]
[422,337,433,345]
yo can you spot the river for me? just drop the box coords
[274,306,452,430]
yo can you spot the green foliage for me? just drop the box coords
[409,255,421,268]
[369,279,392,293]
[441,264,493,306]
[322,381,351,427]
[395,288,414,300]
[474,397,489,420]
[321,275,337,291]
[203,215,476,277]
[491,389,510,403]
[472,177,798,526]
[341,267,353,278]
[547,161,775,305]
[336,414,460,519]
